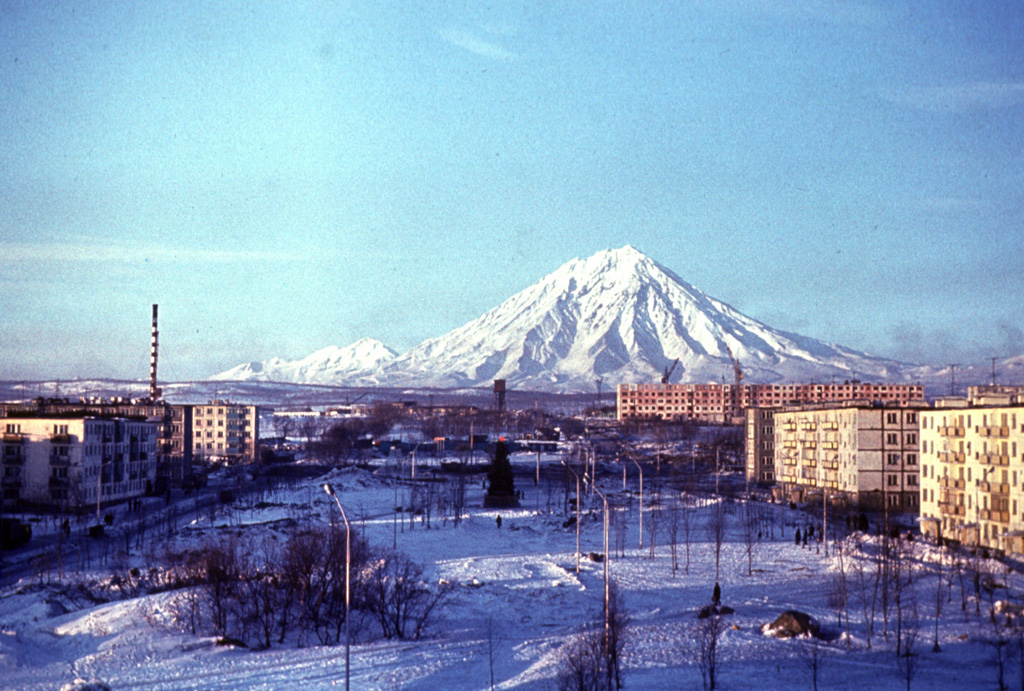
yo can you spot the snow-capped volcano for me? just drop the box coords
[210,246,915,391]
[372,245,909,389]
[210,338,397,385]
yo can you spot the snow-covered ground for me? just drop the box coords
[0,455,1017,690]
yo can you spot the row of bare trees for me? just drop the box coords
[169,526,449,649]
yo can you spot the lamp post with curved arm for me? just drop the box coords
[323,483,351,691]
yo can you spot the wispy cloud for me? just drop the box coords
[1,242,307,264]
[880,82,1024,113]
[439,26,516,61]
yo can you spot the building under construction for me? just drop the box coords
[618,380,925,425]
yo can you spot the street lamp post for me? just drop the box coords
[323,483,351,691]
[631,457,643,549]
[561,459,581,574]
[589,481,611,638]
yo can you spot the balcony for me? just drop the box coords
[938,502,966,516]
[49,454,71,466]
[981,510,1010,523]
[939,426,965,438]
[51,433,72,444]
[48,476,70,489]
[2,433,24,444]
[940,477,966,490]
[979,426,1010,438]
[1,476,22,488]
[980,453,1010,467]
[938,451,966,464]
[2,454,25,466]
[980,481,1011,494]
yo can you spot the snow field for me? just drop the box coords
[0,455,1019,690]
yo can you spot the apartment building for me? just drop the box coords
[745,407,777,485]
[0,400,193,489]
[192,401,260,463]
[618,381,924,424]
[920,405,1024,554]
[773,404,922,513]
[1,416,158,509]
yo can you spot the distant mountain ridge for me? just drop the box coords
[209,246,932,392]
[211,338,397,384]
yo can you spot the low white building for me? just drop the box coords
[1,416,158,509]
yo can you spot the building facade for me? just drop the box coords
[1,417,158,509]
[745,407,777,485]
[191,401,260,463]
[618,381,924,424]
[920,405,1024,554]
[0,400,193,489]
[772,405,922,513]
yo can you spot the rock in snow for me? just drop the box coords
[209,246,915,392]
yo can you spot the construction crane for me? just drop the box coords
[661,358,679,384]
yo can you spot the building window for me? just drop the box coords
[886,433,898,444]
[887,475,899,486]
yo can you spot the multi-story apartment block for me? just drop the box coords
[920,405,1024,554]
[773,404,922,513]
[1,417,158,509]
[192,401,259,463]
[745,407,777,485]
[618,381,924,424]
[0,400,193,489]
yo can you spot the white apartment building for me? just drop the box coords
[774,405,922,513]
[192,401,259,463]
[920,405,1024,554]
[1,417,158,509]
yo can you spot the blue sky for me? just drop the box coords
[2,1,1022,382]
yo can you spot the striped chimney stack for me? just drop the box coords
[149,304,162,400]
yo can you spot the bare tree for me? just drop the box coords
[484,615,500,691]
[604,582,629,691]
[846,531,886,650]
[706,501,727,584]
[894,603,921,691]
[364,549,451,640]
[987,605,1014,691]
[667,503,681,576]
[798,635,829,691]
[739,500,758,576]
[692,613,726,691]
[647,501,662,560]
[555,628,610,691]
[680,493,694,575]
